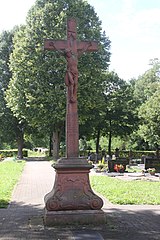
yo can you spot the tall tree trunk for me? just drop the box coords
[108,120,112,157]
[96,129,101,154]
[17,131,24,159]
[52,129,61,160]
[49,134,53,157]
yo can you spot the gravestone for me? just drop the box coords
[108,148,129,172]
[108,158,129,172]
[144,156,160,172]
[44,18,105,225]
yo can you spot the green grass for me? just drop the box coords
[0,161,25,208]
[90,175,160,205]
[28,150,47,157]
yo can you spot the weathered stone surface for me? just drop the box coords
[44,158,103,211]
[44,209,106,226]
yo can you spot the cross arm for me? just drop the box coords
[44,39,67,51]
[77,41,98,52]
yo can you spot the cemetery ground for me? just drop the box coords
[0,160,25,208]
[0,157,160,239]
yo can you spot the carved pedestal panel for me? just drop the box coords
[44,157,103,211]
[44,158,105,225]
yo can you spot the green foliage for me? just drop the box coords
[6,0,110,140]
[138,91,160,146]
[0,29,23,147]
[0,161,25,208]
[87,71,139,154]
[0,149,28,158]
[134,60,160,148]
[80,71,139,155]
[103,72,138,136]
[134,59,160,104]
[90,176,160,204]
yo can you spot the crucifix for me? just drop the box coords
[44,19,104,225]
[44,18,98,158]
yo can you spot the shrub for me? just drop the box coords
[0,149,28,158]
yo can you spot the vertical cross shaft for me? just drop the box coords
[66,19,79,158]
[44,18,98,159]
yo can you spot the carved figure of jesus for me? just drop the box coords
[64,49,78,103]
[64,43,91,102]
[49,42,91,103]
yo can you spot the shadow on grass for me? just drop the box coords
[0,201,160,240]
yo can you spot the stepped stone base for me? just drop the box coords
[44,209,106,226]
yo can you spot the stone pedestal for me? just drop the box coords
[44,157,105,225]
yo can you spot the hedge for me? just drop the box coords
[83,150,156,160]
[0,149,28,158]
[119,150,156,159]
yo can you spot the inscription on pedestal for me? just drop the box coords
[45,166,103,211]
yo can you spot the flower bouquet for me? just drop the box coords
[114,164,124,173]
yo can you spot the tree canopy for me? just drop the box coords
[133,60,160,148]
[5,0,111,157]
[0,29,24,152]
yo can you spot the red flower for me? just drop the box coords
[114,164,124,172]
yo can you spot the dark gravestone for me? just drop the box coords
[44,18,105,226]
[144,156,160,172]
[108,158,129,172]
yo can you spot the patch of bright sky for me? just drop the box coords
[0,0,160,80]
[88,0,160,80]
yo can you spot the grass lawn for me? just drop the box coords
[90,175,160,205]
[0,160,25,208]
[28,150,47,157]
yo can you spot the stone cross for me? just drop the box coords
[44,18,98,158]
[44,19,104,224]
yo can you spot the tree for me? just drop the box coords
[6,0,111,159]
[134,60,160,148]
[134,59,160,104]
[79,71,138,155]
[100,72,138,155]
[138,88,160,148]
[104,72,138,154]
[0,29,26,158]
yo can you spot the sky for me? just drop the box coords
[0,0,160,80]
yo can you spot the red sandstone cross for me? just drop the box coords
[44,18,98,158]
